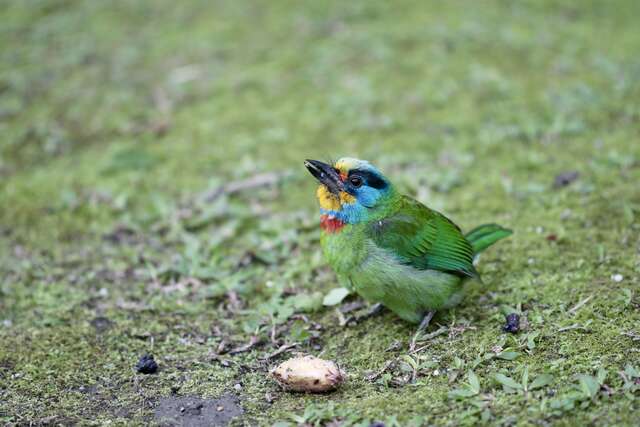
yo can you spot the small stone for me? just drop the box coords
[90,316,113,333]
[503,313,520,334]
[233,383,242,392]
[216,405,224,412]
[560,209,572,220]
[553,171,579,188]
[612,274,624,283]
[135,354,158,374]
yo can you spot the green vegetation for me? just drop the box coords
[1,0,639,425]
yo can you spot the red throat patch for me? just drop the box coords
[320,215,345,233]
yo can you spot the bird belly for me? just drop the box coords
[349,241,463,323]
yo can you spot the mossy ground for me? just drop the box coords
[1,1,640,425]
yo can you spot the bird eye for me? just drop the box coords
[349,176,363,187]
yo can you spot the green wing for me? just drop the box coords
[368,196,478,278]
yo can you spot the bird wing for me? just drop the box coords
[368,195,479,278]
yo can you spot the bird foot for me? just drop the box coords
[345,303,385,326]
[409,311,436,351]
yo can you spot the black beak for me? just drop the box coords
[304,159,344,195]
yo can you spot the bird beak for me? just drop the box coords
[304,159,344,195]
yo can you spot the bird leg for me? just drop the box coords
[409,311,436,351]
[364,303,385,318]
[348,303,385,326]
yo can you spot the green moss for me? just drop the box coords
[1,0,640,425]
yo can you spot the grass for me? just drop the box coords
[1,0,640,425]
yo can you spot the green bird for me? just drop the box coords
[304,157,512,330]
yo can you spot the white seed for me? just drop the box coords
[270,355,345,393]
[612,274,623,283]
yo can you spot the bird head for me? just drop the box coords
[304,157,393,229]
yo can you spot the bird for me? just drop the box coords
[304,157,512,333]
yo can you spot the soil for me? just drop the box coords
[154,394,243,427]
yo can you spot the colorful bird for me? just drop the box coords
[305,157,512,332]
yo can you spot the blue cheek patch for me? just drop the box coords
[320,203,367,224]
[320,187,387,224]
[318,187,389,224]
[320,208,341,217]
[355,187,382,208]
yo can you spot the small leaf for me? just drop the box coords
[291,292,323,312]
[322,287,350,306]
[623,202,634,225]
[468,370,480,394]
[620,288,632,306]
[400,355,419,371]
[494,373,523,390]
[496,351,520,361]
[529,374,553,390]
[448,387,478,399]
[624,364,640,378]
[453,357,465,369]
[578,375,600,399]
[288,319,313,341]
[521,367,529,390]
[526,331,540,351]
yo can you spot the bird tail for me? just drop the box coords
[465,224,512,255]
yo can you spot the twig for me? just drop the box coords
[207,352,238,368]
[365,359,395,381]
[262,343,298,361]
[228,336,261,355]
[409,326,448,354]
[558,324,591,333]
[621,331,640,342]
[343,303,385,327]
[409,312,436,351]
[568,295,593,315]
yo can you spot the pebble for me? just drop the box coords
[612,274,624,283]
[560,209,572,220]
[553,171,580,188]
[135,353,158,374]
[503,313,520,334]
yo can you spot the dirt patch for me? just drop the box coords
[154,394,242,427]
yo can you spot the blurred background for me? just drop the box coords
[1,0,639,425]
